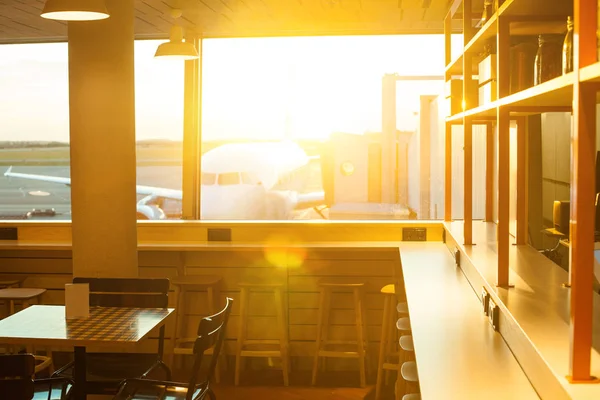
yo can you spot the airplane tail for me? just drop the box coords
[4,166,12,177]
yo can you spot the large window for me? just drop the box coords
[1,35,466,222]
[0,40,183,221]
[200,35,458,220]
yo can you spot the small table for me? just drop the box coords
[0,287,46,315]
[0,287,49,372]
[0,305,174,400]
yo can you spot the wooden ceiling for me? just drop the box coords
[0,0,462,43]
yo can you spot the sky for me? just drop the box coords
[0,35,462,142]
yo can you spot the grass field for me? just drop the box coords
[0,145,181,166]
[0,140,325,166]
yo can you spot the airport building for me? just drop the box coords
[0,1,598,400]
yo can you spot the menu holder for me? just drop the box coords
[65,283,90,319]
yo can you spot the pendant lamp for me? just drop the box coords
[154,9,199,60]
[41,0,110,21]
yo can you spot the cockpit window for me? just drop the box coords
[218,172,240,185]
[201,173,216,185]
[241,172,254,184]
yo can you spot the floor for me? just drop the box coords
[87,370,381,400]
[183,369,382,400]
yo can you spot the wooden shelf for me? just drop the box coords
[580,62,600,83]
[446,102,496,123]
[445,15,567,76]
[443,0,598,386]
[445,55,463,76]
[500,71,574,109]
[500,0,573,17]
[446,72,574,122]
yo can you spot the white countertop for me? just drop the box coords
[399,243,539,399]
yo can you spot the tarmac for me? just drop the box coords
[0,165,181,220]
[0,165,325,221]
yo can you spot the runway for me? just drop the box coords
[0,165,325,220]
[0,166,182,220]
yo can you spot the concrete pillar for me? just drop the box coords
[68,0,138,277]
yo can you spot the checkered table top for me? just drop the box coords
[0,305,174,347]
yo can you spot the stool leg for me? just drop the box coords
[235,287,249,386]
[274,288,289,386]
[385,301,396,385]
[311,287,327,386]
[167,285,181,369]
[395,362,406,400]
[360,288,371,379]
[206,287,221,384]
[375,295,391,400]
[320,289,332,372]
[177,287,188,371]
[353,288,366,388]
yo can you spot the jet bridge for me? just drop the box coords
[322,74,444,220]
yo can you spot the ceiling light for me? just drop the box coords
[41,0,110,21]
[154,9,199,60]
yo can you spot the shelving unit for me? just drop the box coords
[444,0,599,383]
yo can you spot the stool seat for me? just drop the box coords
[396,317,411,332]
[397,302,408,314]
[0,288,46,300]
[401,361,419,382]
[170,275,221,287]
[402,394,421,400]
[238,282,283,288]
[380,284,395,294]
[0,278,23,289]
[399,335,414,352]
[319,282,365,287]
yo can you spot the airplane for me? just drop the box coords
[4,141,327,220]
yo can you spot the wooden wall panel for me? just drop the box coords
[0,246,398,371]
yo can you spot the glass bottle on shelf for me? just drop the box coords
[481,0,493,25]
[534,35,561,85]
[562,16,574,74]
[534,35,545,85]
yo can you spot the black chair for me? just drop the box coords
[0,353,73,400]
[52,277,171,395]
[112,297,233,400]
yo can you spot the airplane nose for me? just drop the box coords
[201,185,251,219]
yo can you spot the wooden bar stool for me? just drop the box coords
[401,361,420,395]
[376,284,409,400]
[169,275,223,382]
[0,288,53,375]
[399,335,415,365]
[0,275,24,290]
[396,317,411,332]
[312,282,369,388]
[235,283,289,386]
[399,336,414,352]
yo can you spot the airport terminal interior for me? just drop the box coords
[1,0,600,399]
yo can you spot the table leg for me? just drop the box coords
[73,346,87,400]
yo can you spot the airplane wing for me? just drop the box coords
[4,167,182,201]
[294,191,326,209]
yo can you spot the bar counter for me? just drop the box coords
[0,239,538,397]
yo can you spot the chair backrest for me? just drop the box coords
[73,277,169,308]
[186,297,233,400]
[0,354,35,400]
